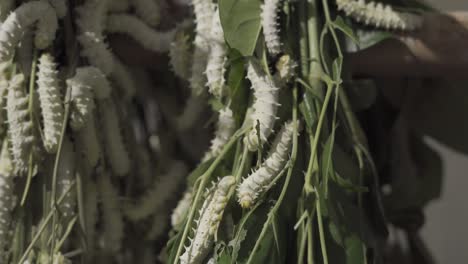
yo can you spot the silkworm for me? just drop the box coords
[0,0,14,21]
[17,31,34,77]
[147,212,168,241]
[176,94,206,131]
[0,1,58,63]
[106,14,175,53]
[74,114,102,168]
[238,121,296,208]
[170,30,192,80]
[99,99,130,177]
[132,0,161,27]
[67,72,95,131]
[190,0,215,95]
[76,0,114,75]
[261,0,282,55]
[0,142,16,263]
[0,77,8,139]
[98,172,124,253]
[110,57,136,99]
[6,74,35,174]
[57,137,76,218]
[37,53,64,153]
[243,60,280,152]
[171,189,193,230]
[125,160,188,221]
[335,0,423,31]
[206,7,227,98]
[202,107,235,162]
[180,176,235,264]
[73,66,111,99]
[49,0,68,18]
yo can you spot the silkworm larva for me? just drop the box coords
[73,66,111,99]
[97,172,124,253]
[243,60,280,151]
[238,121,296,208]
[99,99,130,177]
[261,0,282,55]
[171,189,193,230]
[180,176,235,264]
[0,142,16,263]
[0,1,58,62]
[335,0,423,31]
[190,0,215,95]
[205,7,227,98]
[6,74,35,174]
[169,30,192,80]
[57,137,76,218]
[110,57,136,100]
[202,107,235,162]
[0,0,14,21]
[74,114,102,168]
[67,72,95,131]
[0,77,8,139]
[125,160,188,221]
[106,14,175,53]
[76,0,114,75]
[147,212,168,241]
[132,0,161,27]
[37,53,64,153]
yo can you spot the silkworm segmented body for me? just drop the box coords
[206,7,227,98]
[37,53,64,153]
[106,14,175,53]
[0,1,58,63]
[73,66,111,99]
[126,161,188,221]
[99,99,130,177]
[261,0,282,55]
[0,142,16,263]
[67,72,95,131]
[180,176,235,264]
[170,31,192,80]
[75,115,102,168]
[335,0,423,31]
[243,60,280,151]
[98,172,123,253]
[238,121,296,208]
[171,190,193,229]
[202,107,235,162]
[132,0,161,27]
[6,74,34,174]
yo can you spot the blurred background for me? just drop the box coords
[422,1,468,263]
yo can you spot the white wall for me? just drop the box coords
[421,2,468,263]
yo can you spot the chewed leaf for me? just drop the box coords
[219,0,262,56]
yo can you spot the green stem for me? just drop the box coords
[315,192,329,264]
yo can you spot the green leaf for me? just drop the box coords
[321,127,336,198]
[355,30,394,50]
[332,16,358,45]
[344,235,365,264]
[227,49,249,126]
[220,0,262,56]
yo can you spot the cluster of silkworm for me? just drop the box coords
[335,0,423,30]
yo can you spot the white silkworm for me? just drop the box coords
[6,74,34,174]
[243,60,280,152]
[125,160,188,221]
[180,176,235,264]
[57,137,76,218]
[67,72,95,131]
[238,121,296,208]
[49,0,68,18]
[0,77,8,138]
[76,0,114,75]
[190,0,215,95]
[110,57,136,99]
[206,7,227,98]
[106,14,175,53]
[37,53,64,153]
[75,114,102,168]
[202,107,235,162]
[107,0,130,12]
[0,1,58,63]
[73,66,111,99]
[169,31,192,80]
[176,94,206,131]
[98,172,124,253]
[171,190,193,230]
[17,31,34,77]
[0,142,16,263]
[99,99,130,177]
[335,0,423,31]
[261,0,282,55]
[132,0,161,27]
